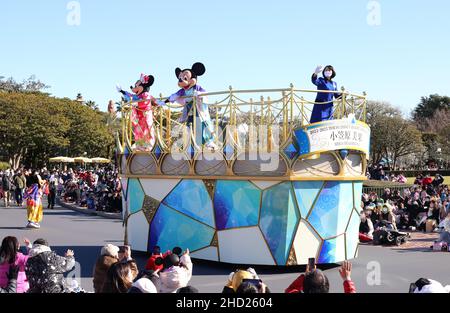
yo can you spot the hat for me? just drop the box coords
[131,278,157,293]
[101,244,119,258]
[231,270,254,291]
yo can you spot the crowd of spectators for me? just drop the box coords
[367,165,407,183]
[0,166,122,213]
[2,236,450,294]
[360,173,450,245]
[0,235,359,294]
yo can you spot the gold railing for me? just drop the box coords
[119,85,367,153]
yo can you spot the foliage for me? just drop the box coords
[0,91,114,169]
[413,94,450,122]
[0,75,50,93]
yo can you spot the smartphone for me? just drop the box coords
[242,278,262,290]
[308,257,316,269]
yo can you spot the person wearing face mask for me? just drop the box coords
[378,203,397,231]
[310,65,342,123]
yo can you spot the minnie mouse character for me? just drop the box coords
[165,62,217,149]
[116,74,165,151]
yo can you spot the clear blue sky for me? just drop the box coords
[1,0,449,115]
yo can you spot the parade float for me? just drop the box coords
[116,83,370,266]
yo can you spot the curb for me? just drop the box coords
[57,199,122,220]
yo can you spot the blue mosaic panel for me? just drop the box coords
[223,144,234,160]
[163,179,215,228]
[259,182,300,265]
[149,203,215,253]
[293,130,310,155]
[292,181,324,218]
[186,145,196,159]
[307,181,354,239]
[283,143,298,160]
[214,180,261,230]
[128,178,145,214]
[353,182,363,208]
[153,145,162,160]
[318,235,345,264]
[345,209,361,259]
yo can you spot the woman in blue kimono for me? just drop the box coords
[310,65,341,123]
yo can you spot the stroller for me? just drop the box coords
[373,223,410,246]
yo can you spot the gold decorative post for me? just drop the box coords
[267,96,272,152]
[121,100,125,150]
[289,83,294,133]
[215,101,219,146]
[341,86,346,119]
[362,91,367,123]
[282,91,287,142]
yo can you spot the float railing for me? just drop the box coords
[119,86,367,153]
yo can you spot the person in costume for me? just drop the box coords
[165,62,217,149]
[116,74,165,151]
[310,65,342,123]
[23,171,46,229]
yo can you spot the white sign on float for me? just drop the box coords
[294,118,371,158]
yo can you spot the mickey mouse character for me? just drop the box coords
[165,62,217,149]
[116,74,165,151]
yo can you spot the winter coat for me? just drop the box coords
[14,175,25,189]
[159,254,192,293]
[25,244,75,293]
[92,255,119,293]
[0,252,29,293]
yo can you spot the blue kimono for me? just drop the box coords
[310,74,341,123]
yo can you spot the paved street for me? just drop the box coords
[1,201,450,293]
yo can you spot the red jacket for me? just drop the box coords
[145,251,171,271]
[422,177,433,186]
[285,274,356,293]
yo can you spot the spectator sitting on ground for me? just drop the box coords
[0,236,31,293]
[25,238,75,293]
[159,248,193,293]
[359,206,374,242]
[285,261,356,293]
[377,203,398,230]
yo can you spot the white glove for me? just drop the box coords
[314,65,323,75]
[116,84,123,92]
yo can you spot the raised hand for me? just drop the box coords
[339,260,352,281]
[314,65,324,75]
